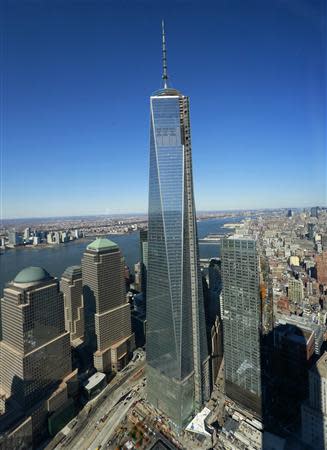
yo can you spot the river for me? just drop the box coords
[0,217,243,294]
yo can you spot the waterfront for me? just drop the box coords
[0,217,243,294]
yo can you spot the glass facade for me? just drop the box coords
[221,237,262,415]
[0,276,72,410]
[146,90,209,427]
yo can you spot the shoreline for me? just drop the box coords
[2,237,93,252]
[1,232,140,253]
[1,216,244,254]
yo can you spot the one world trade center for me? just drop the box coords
[146,21,210,428]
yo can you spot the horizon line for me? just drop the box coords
[1,205,325,222]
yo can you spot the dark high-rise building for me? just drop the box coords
[60,265,84,346]
[302,352,327,449]
[273,321,315,427]
[221,236,262,416]
[0,267,76,447]
[139,229,148,298]
[311,206,319,218]
[308,223,315,240]
[208,259,222,323]
[7,229,21,247]
[146,22,210,428]
[82,238,135,373]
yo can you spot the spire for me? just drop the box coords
[161,20,168,89]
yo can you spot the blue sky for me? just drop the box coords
[1,0,326,218]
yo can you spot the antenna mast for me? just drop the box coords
[162,20,168,89]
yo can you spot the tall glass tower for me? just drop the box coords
[146,22,210,428]
[221,236,262,416]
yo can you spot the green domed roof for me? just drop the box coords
[87,237,118,252]
[14,266,52,284]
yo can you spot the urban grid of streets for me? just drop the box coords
[2,208,326,450]
[47,352,146,450]
[44,348,226,450]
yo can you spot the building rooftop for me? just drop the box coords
[227,234,255,241]
[186,407,212,437]
[61,265,82,280]
[84,372,106,390]
[13,266,52,285]
[152,87,181,97]
[87,237,118,252]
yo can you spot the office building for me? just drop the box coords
[146,22,210,428]
[61,232,68,243]
[308,223,316,240]
[311,206,319,218]
[287,209,293,218]
[0,267,76,446]
[74,229,81,239]
[139,229,148,297]
[221,236,262,416]
[60,266,85,346]
[33,236,40,246]
[316,241,323,254]
[82,237,134,373]
[23,228,30,241]
[288,277,304,304]
[131,292,147,348]
[302,352,327,450]
[133,261,142,292]
[316,251,327,286]
[208,259,222,323]
[7,230,21,247]
[273,322,315,410]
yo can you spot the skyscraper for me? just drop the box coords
[0,266,76,446]
[308,223,316,240]
[60,265,85,346]
[208,259,222,322]
[302,352,327,449]
[82,237,134,373]
[140,229,148,298]
[146,22,210,428]
[311,206,319,218]
[316,251,327,286]
[221,236,262,416]
[7,229,21,247]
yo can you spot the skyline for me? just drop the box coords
[1,205,325,222]
[1,0,326,219]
